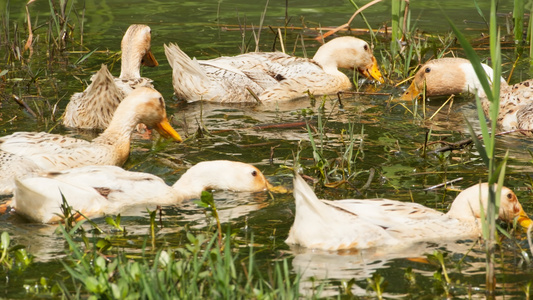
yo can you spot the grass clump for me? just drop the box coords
[55,225,306,299]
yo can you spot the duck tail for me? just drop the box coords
[164,43,209,81]
[63,64,123,129]
[12,177,104,223]
[293,173,323,210]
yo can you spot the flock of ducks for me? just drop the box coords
[0,24,531,254]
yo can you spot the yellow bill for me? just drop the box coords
[266,182,290,193]
[517,207,533,229]
[359,56,385,84]
[400,81,423,101]
[156,117,182,142]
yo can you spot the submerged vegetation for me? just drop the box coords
[1,0,533,298]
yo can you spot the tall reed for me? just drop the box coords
[448,0,505,295]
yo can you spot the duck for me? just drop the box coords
[63,24,158,130]
[399,57,533,132]
[164,36,384,103]
[0,87,182,195]
[10,160,272,223]
[285,173,532,251]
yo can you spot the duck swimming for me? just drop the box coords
[63,24,158,130]
[399,57,533,132]
[11,160,271,223]
[286,173,532,251]
[164,36,384,103]
[0,87,181,195]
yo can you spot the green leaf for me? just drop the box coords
[1,232,10,250]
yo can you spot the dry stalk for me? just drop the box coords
[315,0,384,41]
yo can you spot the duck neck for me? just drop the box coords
[171,164,216,200]
[460,63,508,98]
[119,47,143,79]
[92,106,138,164]
[312,46,342,75]
[445,185,491,229]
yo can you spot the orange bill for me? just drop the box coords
[359,56,385,84]
[156,117,182,142]
[142,49,158,67]
[400,81,423,101]
[517,207,533,229]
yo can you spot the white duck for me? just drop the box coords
[63,24,158,130]
[286,173,532,251]
[10,160,271,223]
[164,36,384,103]
[399,57,533,132]
[0,87,181,195]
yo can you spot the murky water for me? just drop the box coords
[1,0,533,298]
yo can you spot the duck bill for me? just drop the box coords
[517,207,533,229]
[142,49,159,67]
[266,182,290,193]
[399,81,422,101]
[156,117,182,142]
[359,56,384,84]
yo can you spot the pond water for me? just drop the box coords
[1,0,533,298]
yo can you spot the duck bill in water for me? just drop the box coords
[266,181,290,193]
[156,117,182,142]
[359,56,385,84]
[399,80,424,100]
[517,206,533,229]
[142,49,158,67]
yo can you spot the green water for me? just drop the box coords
[1,0,533,298]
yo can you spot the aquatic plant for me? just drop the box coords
[56,225,306,299]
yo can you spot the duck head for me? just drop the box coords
[400,57,503,101]
[313,36,384,83]
[171,160,273,198]
[108,87,182,141]
[447,183,532,229]
[120,24,158,79]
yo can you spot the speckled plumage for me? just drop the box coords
[286,174,531,251]
[164,36,384,103]
[0,87,181,195]
[63,24,157,130]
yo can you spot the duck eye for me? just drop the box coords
[158,97,164,105]
[251,170,257,177]
[425,67,431,73]
[507,193,513,200]
[364,44,368,51]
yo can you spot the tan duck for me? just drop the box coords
[286,173,532,251]
[164,36,384,103]
[10,160,271,223]
[399,57,533,132]
[63,24,158,130]
[0,87,181,195]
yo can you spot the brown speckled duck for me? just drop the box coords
[0,87,181,195]
[399,57,533,132]
[164,36,384,103]
[63,24,158,130]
